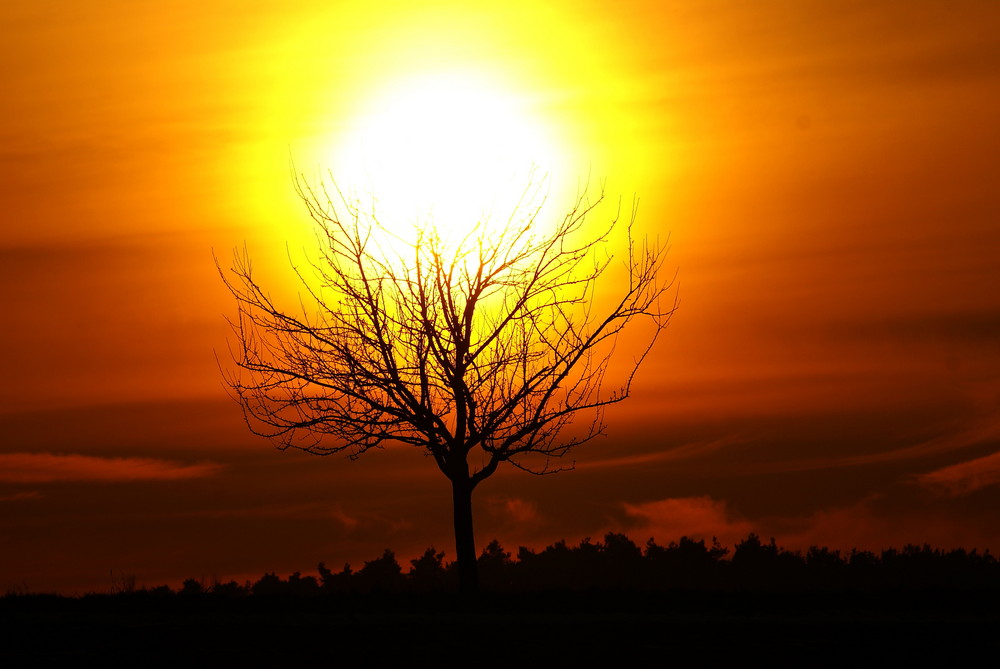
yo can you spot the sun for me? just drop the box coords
[325,69,570,244]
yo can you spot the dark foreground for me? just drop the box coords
[3,589,998,666]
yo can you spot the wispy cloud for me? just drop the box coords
[0,490,42,502]
[916,451,1000,496]
[753,417,1000,476]
[579,437,739,470]
[0,453,223,483]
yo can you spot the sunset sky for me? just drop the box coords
[3,0,1000,594]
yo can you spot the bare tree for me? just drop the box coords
[219,177,676,593]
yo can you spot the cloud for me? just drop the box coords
[620,496,755,546]
[484,496,541,526]
[620,495,1000,555]
[329,504,361,530]
[767,497,895,552]
[0,452,223,483]
[767,495,1000,553]
[916,450,1000,496]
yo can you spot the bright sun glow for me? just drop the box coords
[326,70,569,244]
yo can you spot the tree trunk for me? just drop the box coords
[451,476,479,594]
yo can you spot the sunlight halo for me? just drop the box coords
[322,69,571,245]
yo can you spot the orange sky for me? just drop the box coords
[2,0,1000,594]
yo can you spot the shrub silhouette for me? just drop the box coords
[408,547,449,592]
[179,578,204,596]
[730,533,806,589]
[210,580,248,598]
[354,549,404,592]
[478,540,514,591]
[644,536,728,589]
[39,532,999,599]
[317,561,353,593]
[250,572,284,597]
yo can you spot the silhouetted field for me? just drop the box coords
[4,534,1000,665]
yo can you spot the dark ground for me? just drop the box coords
[3,589,998,667]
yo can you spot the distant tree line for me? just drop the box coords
[51,533,1000,599]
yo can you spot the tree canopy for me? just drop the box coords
[219,177,675,591]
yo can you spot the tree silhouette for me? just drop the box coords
[219,177,675,592]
